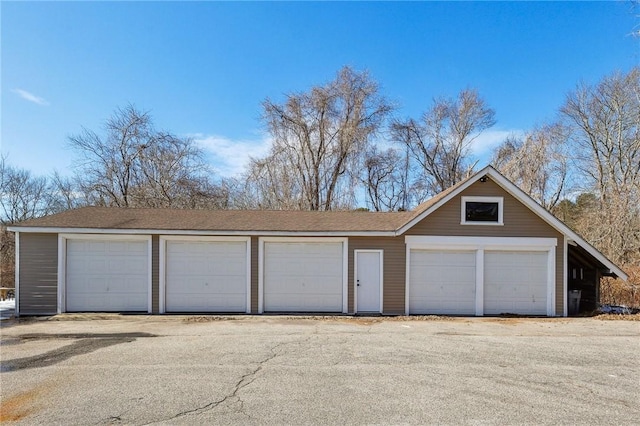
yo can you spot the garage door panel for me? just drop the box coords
[66,239,149,312]
[165,240,248,313]
[263,242,344,312]
[265,293,342,312]
[169,293,246,312]
[484,251,547,315]
[409,250,476,315]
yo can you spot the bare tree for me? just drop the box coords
[561,68,640,203]
[560,67,640,265]
[69,105,152,207]
[0,156,51,224]
[69,104,224,209]
[492,124,569,210]
[242,155,303,210]
[47,171,84,213]
[361,146,410,211]
[253,66,393,210]
[392,88,496,196]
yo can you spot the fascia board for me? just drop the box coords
[7,227,396,237]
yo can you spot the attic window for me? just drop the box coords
[461,196,503,225]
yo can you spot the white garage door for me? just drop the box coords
[484,251,548,315]
[66,239,149,312]
[165,240,248,312]
[263,242,344,312]
[409,250,476,315]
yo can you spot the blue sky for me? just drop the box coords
[2,1,638,178]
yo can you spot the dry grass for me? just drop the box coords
[183,316,241,323]
[601,264,640,309]
[594,313,640,321]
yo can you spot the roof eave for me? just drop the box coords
[8,226,397,237]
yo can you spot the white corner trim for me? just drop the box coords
[258,238,264,314]
[563,237,568,317]
[147,237,153,314]
[404,243,411,316]
[14,232,20,317]
[548,246,556,317]
[380,251,384,314]
[475,249,484,316]
[159,237,166,314]
[57,235,66,314]
[343,239,349,314]
[460,196,504,226]
[246,238,252,314]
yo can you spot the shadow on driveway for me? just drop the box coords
[0,332,156,372]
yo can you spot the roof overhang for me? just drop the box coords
[7,226,397,238]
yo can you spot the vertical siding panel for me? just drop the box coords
[556,248,563,314]
[19,233,58,315]
[347,247,354,313]
[251,236,259,314]
[152,235,159,313]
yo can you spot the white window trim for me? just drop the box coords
[354,249,384,314]
[405,236,557,316]
[58,233,153,314]
[159,236,252,314]
[461,196,504,226]
[258,237,349,314]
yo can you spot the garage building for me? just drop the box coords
[9,166,627,317]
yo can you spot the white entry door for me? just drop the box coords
[356,251,382,313]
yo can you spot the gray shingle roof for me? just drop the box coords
[12,206,414,233]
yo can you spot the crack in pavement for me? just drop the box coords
[154,342,284,423]
[146,335,315,425]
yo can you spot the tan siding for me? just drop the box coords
[349,237,406,315]
[151,235,159,313]
[406,178,565,314]
[19,233,58,315]
[251,236,259,313]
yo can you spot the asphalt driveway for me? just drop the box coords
[1,315,638,425]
